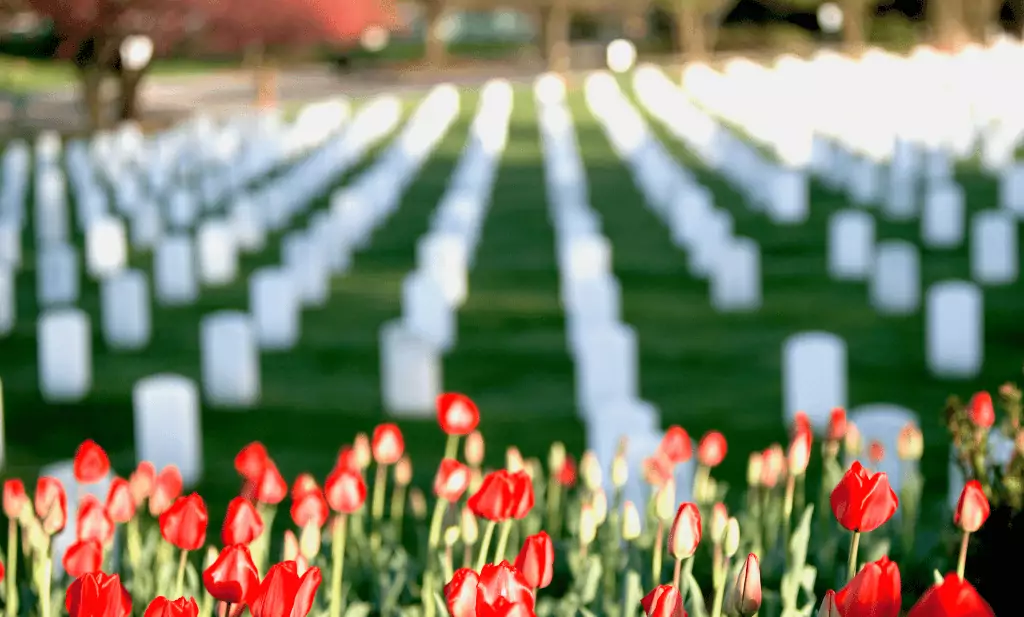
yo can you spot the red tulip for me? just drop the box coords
[906,573,995,617]
[160,493,208,551]
[203,544,260,605]
[234,442,269,482]
[129,462,156,505]
[835,556,901,617]
[291,490,329,528]
[514,532,554,590]
[74,440,111,485]
[324,466,367,513]
[788,427,813,476]
[335,448,360,473]
[954,480,991,533]
[868,441,885,465]
[291,474,321,501]
[468,470,515,521]
[507,471,535,520]
[3,478,27,519]
[668,503,701,560]
[817,590,839,616]
[793,411,812,435]
[222,497,264,546]
[106,478,135,524]
[150,465,184,517]
[434,458,471,503]
[830,461,899,533]
[254,460,287,505]
[729,554,762,617]
[444,568,480,617]
[63,540,103,578]
[437,393,480,436]
[372,424,405,465]
[35,476,67,535]
[250,561,322,617]
[478,561,536,611]
[66,572,132,617]
[968,392,995,428]
[144,596,200,617]
[641,585,686,617]
[697,431,727,467]
[761,445,786,489]
[556,455,577,487]
[76,495,114,545]
[660,426,693,464]
[827,408,847,441]
[644,453,674,487]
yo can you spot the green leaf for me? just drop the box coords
[579,555,604,605]
[185,562,200,597]
[799,565,817,592]
[684,572,709,617]
[343,602,373,617]
[622,570,643,617]
[789,505,815,569]
[579,608,598,617]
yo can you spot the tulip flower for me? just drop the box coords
[202,544,260,606]
[835,556,901,617]
[622,501,642,541]
[465,431,485,467]
[728,553,761,617]
[667,503,701,595]
[291,491,329,529]
[645,452,674,487]
[968,391,995,428]
[150,466,184,517]
[514,532,554,590]
[66,572,132,617]
[906,573,995,617]
[35,476,68,534]
[144,596,200,617]
[897,424,924,461]
[222,497,264,546]
[250,561,322,617]
[558,455,578,487]
[324,466,366,514]
[793,411,812,436]
[106,478,135,524]
[817,590,839,617]
[3,478,23,616]
[954,480,991,578]
[788,427,813,476]
[3,478,26,519]
[641,584,685,617]
[76,495,114,545]
[254,460,287,505]
[63,540,103,578]
[469,470,515,522]
[234,442,269,482]
[161,493,209,597]
[868,441,885,465]
[436,392,480,447]
[291,474,321,501]
[434,459,471,503]
[73,440,110,485]
[830,461,899,580]
[445,561,535,617]
[827,408,847,441]
[129,462,156,505]
[372,423,405,466]
[660,426,693,464]
[697,431,727,468]
[507,470,535,520]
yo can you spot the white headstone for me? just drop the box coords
[130,205,163,250]
[230,199,266,253]
[417,235,468,308]
[402,273,455,352]
[197,221,238,287]
[925,281,983,379]
[249,268,300,350]
[848,404,919,493]
[999,164,1024,216]
[101,270,151,351]
[154,236,197,306]
[920,183,965,249]
[133,375,202,485]
[36,244,79,307]
[870,241,920,315]
[687,209,733,278]
[575,323,638,416]
[0,222,21,269]
[284,234,330,307]
[38,309,91,402]
[167,190,198,229]
[200,312,260,408]
[884,175,916,221]
[828,210,875,280]
[709,237,761,312]
[380,320,441,417]
[0,268,12,337]
[782,332,847,432]
[849,157,882,206]
[768,168,809,224]
[85,217,128,279]
[971,210,1018,285]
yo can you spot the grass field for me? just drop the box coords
[1,72,1021,533]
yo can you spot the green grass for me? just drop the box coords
[0,57,241,93]
[1,71,1020,537]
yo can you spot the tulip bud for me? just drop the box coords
[465,431,485,467]
[723,518,740,558]
[845,422,862,456]
[443,526,461,548]
[868,441,885,465]
[655,479,676,521]
[788,428,812,477]
[954,480,991,533]
[611,452,629,489]
[460,506,479,544]
[408,488,427,520]
[353,433,372,470]
[746,452,763,488]
[622,501,642,541]
[968,391,996,428]
[897,424,923,461]
[506,447,524,472]
[548,442,566,474]
[710,502,728,544]
[591,489,608,525]
[579,503,598,547]
[283,529,299,562]
[668,503,701,560]
[761,445,785,489]
[817,590,839,617]
[394,456,413,487]
[827,408,847,441]
[299,522,320,559]
[580,451,603,491]
[728,553,762,617]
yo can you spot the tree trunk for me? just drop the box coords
[424,0,448,68]
[80,67,105,131]
[840,0,867,51]
[676,3,708,60]
[118,70,144,123]
[929,0,968,50]
[962,0,1000,41]
[545,0,571,72]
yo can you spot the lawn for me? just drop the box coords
[0,56,241,93]
[1,70,1021,537]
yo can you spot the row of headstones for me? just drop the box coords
[384,81,516,417]
[585,71,763,313]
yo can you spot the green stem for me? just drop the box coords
[672,558,682,590]
[545,478,562,539]
[39,542,52,617]
[391,485,408,541]
[371,464,388,551]
[694,465,711,504]
[652,520,664,585]
[428,499,449,553]
[782,474,796,555]
[711,556,729,617]
[423,570,437,617]
[330,514,349,617]
[679,556,695,604]
[444,434,460,461]
[6,518,18,617]
[957,531,970,580]
[475,520,498,571]
[847,531,861,582]
[175,549,189,598]
[493,520,514,563]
